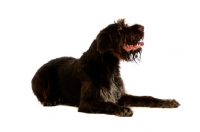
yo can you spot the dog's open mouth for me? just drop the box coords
[122,40,144,52]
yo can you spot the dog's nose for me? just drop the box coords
[138,26,144,32]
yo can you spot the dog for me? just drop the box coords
[32,19,180,116]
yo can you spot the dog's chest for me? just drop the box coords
[100,77,122,104]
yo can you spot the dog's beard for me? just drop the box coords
[128,49,142,62]
[121,48,142,62]
[122,39,143,62]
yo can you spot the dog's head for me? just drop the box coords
[96,19,144,62]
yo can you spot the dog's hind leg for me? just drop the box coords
[31,65,61,106]
[118,94,180,108]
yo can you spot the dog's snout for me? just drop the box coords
[138,26,144,32]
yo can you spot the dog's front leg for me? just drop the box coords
[78,82,133,116]
[78,101,133,116]
[118,94,180,108]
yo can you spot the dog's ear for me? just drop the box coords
[97,19,127,54]
[96,32,113,54]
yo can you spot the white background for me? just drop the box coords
[1,0,200,131]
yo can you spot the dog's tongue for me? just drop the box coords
[123,42,144,52]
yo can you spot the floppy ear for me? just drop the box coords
[96,32,113,54]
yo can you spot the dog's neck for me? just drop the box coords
[80,40,120,76]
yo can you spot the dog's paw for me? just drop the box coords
[161,99,180,108]
[115,107,133,117]
[42,98,63,106]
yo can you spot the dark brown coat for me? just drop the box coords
[32,19,179,116]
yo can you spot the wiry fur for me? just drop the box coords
[32,19,180,116]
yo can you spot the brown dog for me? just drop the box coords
[32,19,180,116]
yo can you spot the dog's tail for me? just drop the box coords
[31,65,51,104]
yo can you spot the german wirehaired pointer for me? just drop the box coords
[32,19,180,116]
